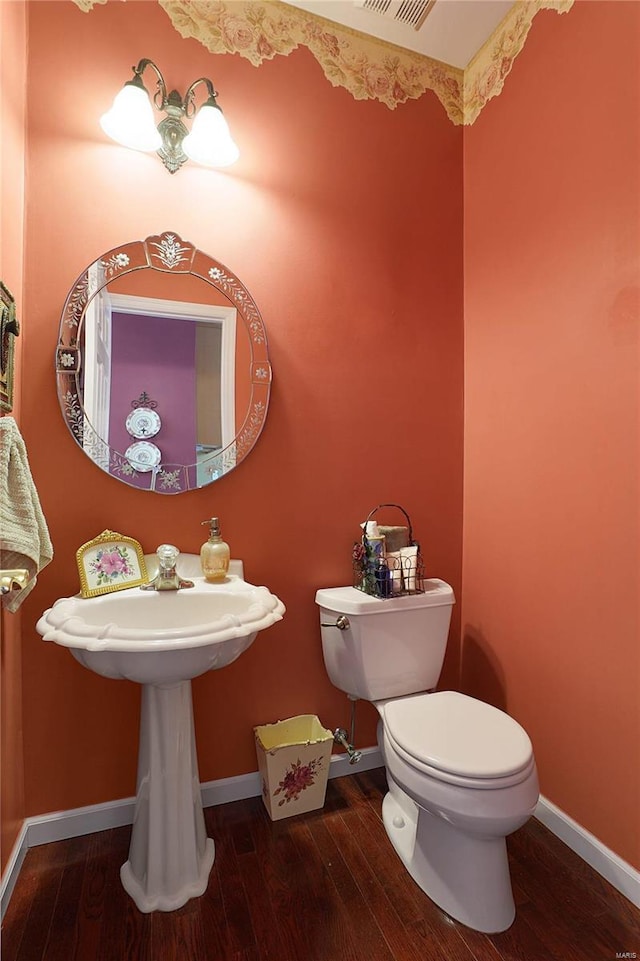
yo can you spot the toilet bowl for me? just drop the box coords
[316,583,539,934]
[378,691,539,932]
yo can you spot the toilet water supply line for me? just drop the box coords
[321,612,362,763]
[333,695,362,765]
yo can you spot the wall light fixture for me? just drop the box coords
[100,59,239,174]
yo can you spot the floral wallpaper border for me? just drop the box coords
[73,0,574,125]
[463,0,573,124]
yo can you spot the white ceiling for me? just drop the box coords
[281,0,516,69]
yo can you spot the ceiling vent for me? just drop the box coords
[355,0,437,31]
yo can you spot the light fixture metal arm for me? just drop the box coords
[131,58,169,110]
[183,77,219,117]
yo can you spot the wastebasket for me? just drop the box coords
[254,715,334,820]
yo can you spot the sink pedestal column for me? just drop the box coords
[120,680,215,912]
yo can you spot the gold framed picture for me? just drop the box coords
[76,530,148,598]
[1,281,20,413]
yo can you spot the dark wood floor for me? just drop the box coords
[2,767,639,961]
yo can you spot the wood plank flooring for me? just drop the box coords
[2,768,639,961]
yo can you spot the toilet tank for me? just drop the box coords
[315,580,455,701]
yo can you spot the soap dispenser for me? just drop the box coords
[200,518,230,582]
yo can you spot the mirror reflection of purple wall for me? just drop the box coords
[109,312,197,489]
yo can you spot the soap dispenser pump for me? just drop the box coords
[200,517,230,582]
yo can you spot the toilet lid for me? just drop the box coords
[382,691,533,780]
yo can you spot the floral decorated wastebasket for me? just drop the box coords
[254,715,334,821]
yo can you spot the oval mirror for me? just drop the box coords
[56,232,271,494]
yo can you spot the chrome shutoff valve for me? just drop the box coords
[334,728,362,765]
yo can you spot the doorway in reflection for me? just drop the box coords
[82,289,236,490]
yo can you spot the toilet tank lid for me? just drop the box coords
[315,580,455,615]
[383,691,533,780]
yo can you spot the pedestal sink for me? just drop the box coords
[36,556,285,913]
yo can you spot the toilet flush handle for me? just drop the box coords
[321,615,350,630]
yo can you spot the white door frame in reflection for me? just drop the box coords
[83,291,237,486]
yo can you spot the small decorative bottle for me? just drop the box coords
[200,518,230,582]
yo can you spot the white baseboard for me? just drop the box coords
[535,795,640,909]
[0,747,383,920]
[200,745,383,808]
[3,753,638,921]
[24,794,137,848]
[0,822,28,920]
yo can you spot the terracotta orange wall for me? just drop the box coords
[19,2,463,819]
[463,0,639,869]
[0,0,28,871]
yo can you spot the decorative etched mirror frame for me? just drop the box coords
[56,232,271,494]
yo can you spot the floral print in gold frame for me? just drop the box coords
[76,529,148,598]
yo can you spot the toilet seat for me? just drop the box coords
[380,691,534,790]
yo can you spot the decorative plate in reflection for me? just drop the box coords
[125,441,162,472]
[125,407,162,439]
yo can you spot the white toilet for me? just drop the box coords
[315,579,539,934]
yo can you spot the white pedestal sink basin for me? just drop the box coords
[36,556,285,913]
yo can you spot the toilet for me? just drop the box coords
[315,579,539,934]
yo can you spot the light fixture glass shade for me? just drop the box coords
[182,102,239,168]
[100,83,162,152]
